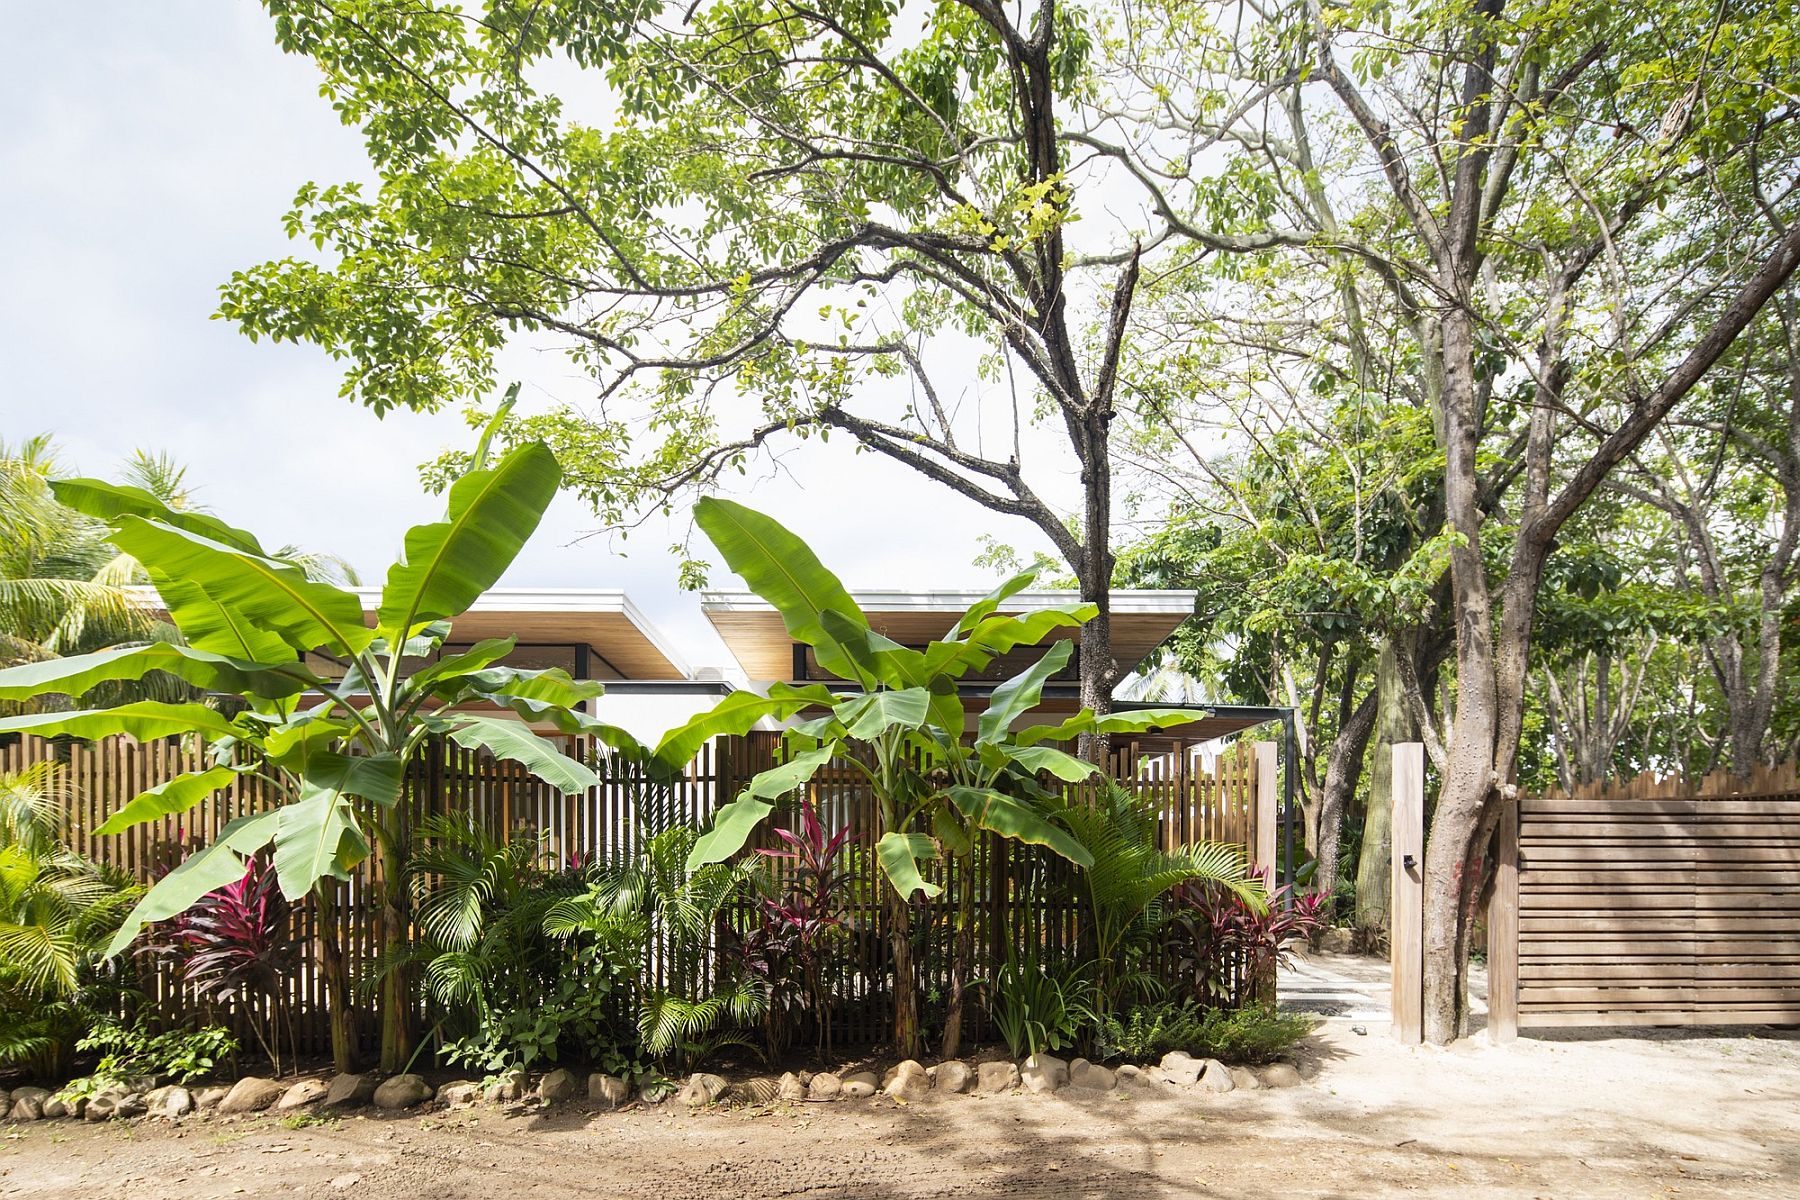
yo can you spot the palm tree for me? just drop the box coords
[0,437,157,669]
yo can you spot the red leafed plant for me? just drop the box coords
[736,799,853,1054]
[1166,871,1329,1011]
[147,852,297,1073]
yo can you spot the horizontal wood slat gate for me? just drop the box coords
[1489,767,1800,1036]
[1,730,1276,1056]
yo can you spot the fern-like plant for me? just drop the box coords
[0,764,139,1073]
[1055,781,1263,1019]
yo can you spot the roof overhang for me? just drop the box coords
[701,588,1199,682]
[126,586,691,681]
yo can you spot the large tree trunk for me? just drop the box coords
[1314,688,1377,908]
[1355,641,1416,935]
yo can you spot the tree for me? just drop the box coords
[222,0,1331,745]
[0,438,638,1071]
[1103,0,1800,1038]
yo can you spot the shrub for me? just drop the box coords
[1188,1005,1316,1065]
[1090,1001,1208,1062]
[59,1017,238,1103]
[738,799,853,1054]
[410,814,639,1075]
[1166,875,1329,1009]
[145,853,296,1073]
[985,951,1079,1059]
[0,764,139,1074]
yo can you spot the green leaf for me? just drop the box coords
[273,780,365,900]
[442,716,599,794]
[1013,706,1214,749]
[977,640,1074,744]
[377,442,561,642]
[961,606,1095,658]
[1004,744,1099,782]
[687,741,838,869]
[307,752,405,807]
[946,785,1093,867]
[951,569,1039,636]
[875,831,941,899]
[107,516,373,658]
[650,683,835,774]
[0,643,306,704]
[403,637,518,694]
[104,809,280,957]
[50,477,266,555]
[685,798,773,869]
[0,701,240,743]
[152,577,298,662]
[695,498,870,682]
[834,688,930,740]
[95,767,238,836]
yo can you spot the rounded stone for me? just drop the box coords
[219,1077,286,1115]
[372,1074,434,1110]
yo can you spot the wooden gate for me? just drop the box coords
[1488,768,1800,1036]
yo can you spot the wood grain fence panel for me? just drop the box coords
[1508,781,1800,1033]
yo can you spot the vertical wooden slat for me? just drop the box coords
[1390,742,1425,1046]
[1488,792,1519,1044]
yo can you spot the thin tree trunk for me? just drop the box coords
[886,884,920,1058]
[1355,640,1415,935]
[1314,687,1377,908]
[316,880,356,1073]
[938,853,977,1060]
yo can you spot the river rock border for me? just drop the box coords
[1,1050,1301,1126]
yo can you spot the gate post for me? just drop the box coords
[1251,740,1279,879]
[1391,743,1424,1045]
[1487,793,1519,1044]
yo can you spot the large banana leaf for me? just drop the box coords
[456,666,607,711]
[272,780,368,900]
[1012,706,1213,748]
[0,643,305,703]
[51,477,266,555]
[153,577,301,662]
[376,443,561,643]
[0,701,240,743]
[95,766,238,836]
[441,716,599,794]
[835,687,930,740]
[1003,743,1100,782]
[961,606,1095,657]
[307,752,405,807]
[104,809,281,956]
[695,498,869,682]
[950,569,1039,637]
[875,831,941,899]
[686,742,838,869]
[946,785,1093,867]
[650,682,836,773]
[977,639,1074,744]
[106,516,373,657]
[403,637,518,694]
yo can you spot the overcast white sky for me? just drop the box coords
[0,3,1083,673]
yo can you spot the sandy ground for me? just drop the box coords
[4,955,1796,1199]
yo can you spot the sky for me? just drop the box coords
[0,3,1081,675]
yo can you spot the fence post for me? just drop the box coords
[1487,792,1519,1044]
[1391,742,1424,1046]
[1251,740,1278,878]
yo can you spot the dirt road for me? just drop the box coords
[4,1013,1794,1200]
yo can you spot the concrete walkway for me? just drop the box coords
[1278,948,1488,1027]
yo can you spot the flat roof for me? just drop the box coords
[701,588,1198,683]
[126,585,691,681]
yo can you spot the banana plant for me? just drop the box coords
[670,498,1215,1055]
[0,433,640,1072]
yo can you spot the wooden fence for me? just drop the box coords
[1,730,1276,1057]
[1487,763,1800,1037]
